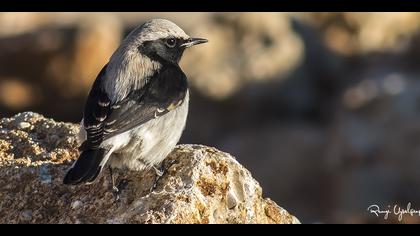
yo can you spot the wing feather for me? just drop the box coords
[80,63,187,151]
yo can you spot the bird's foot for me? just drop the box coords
[114,179,129,202]
[153,165,164,177]
[149,159,177,192]
[108,166,129,203]
[150,165,164,192]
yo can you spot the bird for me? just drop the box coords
[63,19,208,188]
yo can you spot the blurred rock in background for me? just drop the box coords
[295,12,420,55]
[181,13,304,99]
[0,13,123,121]
[1,12,420,223]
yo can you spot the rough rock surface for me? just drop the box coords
[0,112,299,224]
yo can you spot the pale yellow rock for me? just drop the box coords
[0,112,299,224]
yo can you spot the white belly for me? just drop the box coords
[106,92,189,171]
[77,92,189,171]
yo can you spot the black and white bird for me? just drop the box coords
[63,19,207,186]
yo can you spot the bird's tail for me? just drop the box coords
[63,148,108,185]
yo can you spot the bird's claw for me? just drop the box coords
[153,165,164,177]
[108,166,129,203]
[149,159,177,192]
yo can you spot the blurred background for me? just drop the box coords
[1,12,420,223]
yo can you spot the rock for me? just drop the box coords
[0,112,298,224]
[17,121,31,129]
[296,13,420,55]
[181,12,304,99]
[0,15,122,121]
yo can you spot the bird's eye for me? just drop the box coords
[165,38,177,48]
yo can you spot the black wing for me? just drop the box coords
[80,63,188,151]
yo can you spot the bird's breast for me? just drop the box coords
[108,91,189,171]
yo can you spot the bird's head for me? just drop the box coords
[125,19,208,65]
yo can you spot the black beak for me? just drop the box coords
[181,38,208,48]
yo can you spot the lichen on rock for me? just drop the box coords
[0,112,299,224]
